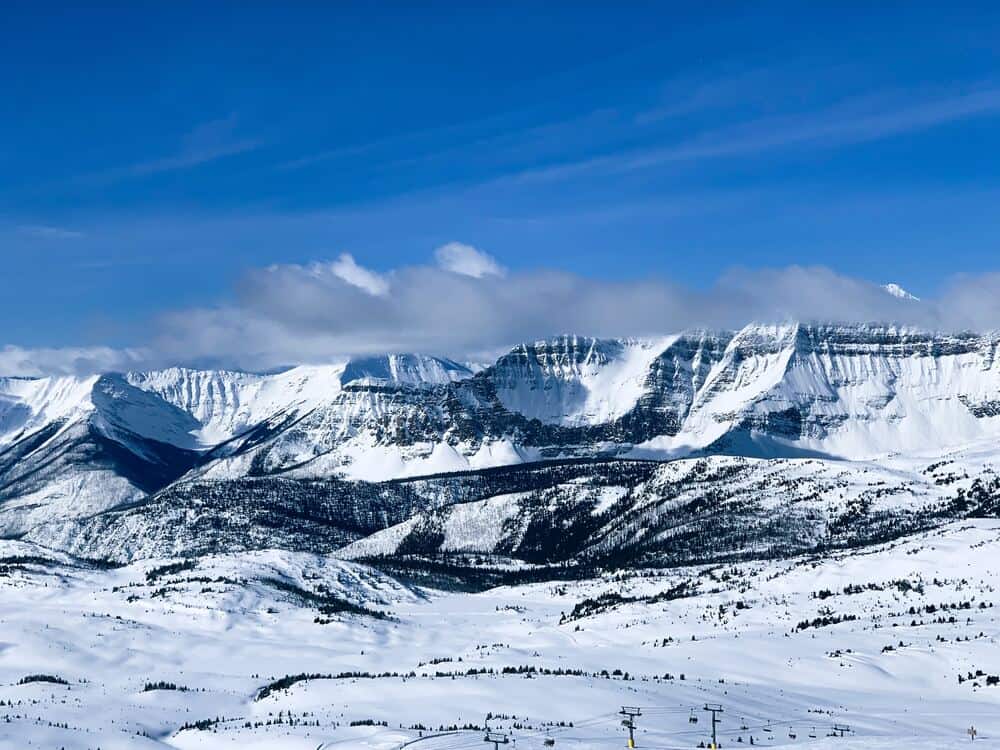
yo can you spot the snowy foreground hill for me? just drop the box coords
[2,323,1000,747]
[1,522,999,748]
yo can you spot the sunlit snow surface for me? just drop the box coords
[2,522,999,748]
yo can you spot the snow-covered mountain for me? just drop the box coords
[175,323,1000,483]
[0,355,471,535]
[4,323,1000,562]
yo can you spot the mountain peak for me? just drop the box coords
[340,353,473,387]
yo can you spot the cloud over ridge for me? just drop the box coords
[6,246,1000,376]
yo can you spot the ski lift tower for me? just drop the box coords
[620,706,642,748]
[704,704,724,750]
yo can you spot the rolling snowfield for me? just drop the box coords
[1,521,999,749]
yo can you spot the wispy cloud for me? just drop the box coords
[277,140,390,171]
[276,116,496,171]
[499,85,1000,184]
[17,224,85,239]
[633,64,798,125]
[276,102,617,172]
[76,116,262,185]
[99,141,261,181]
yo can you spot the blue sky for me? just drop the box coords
[3,3,1000,366]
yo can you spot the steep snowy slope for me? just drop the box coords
[124,356,470,448]
[655,324,1000,460]
[0,374,96,446]
[0,355,474,536]
[0,375,203,535]
[340,353,473,386]
[491,335,676,425]
[124,367,277,446]
[187,331,732,482]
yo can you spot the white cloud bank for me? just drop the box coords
[0,345,147,378]
[6,244,1000,376]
